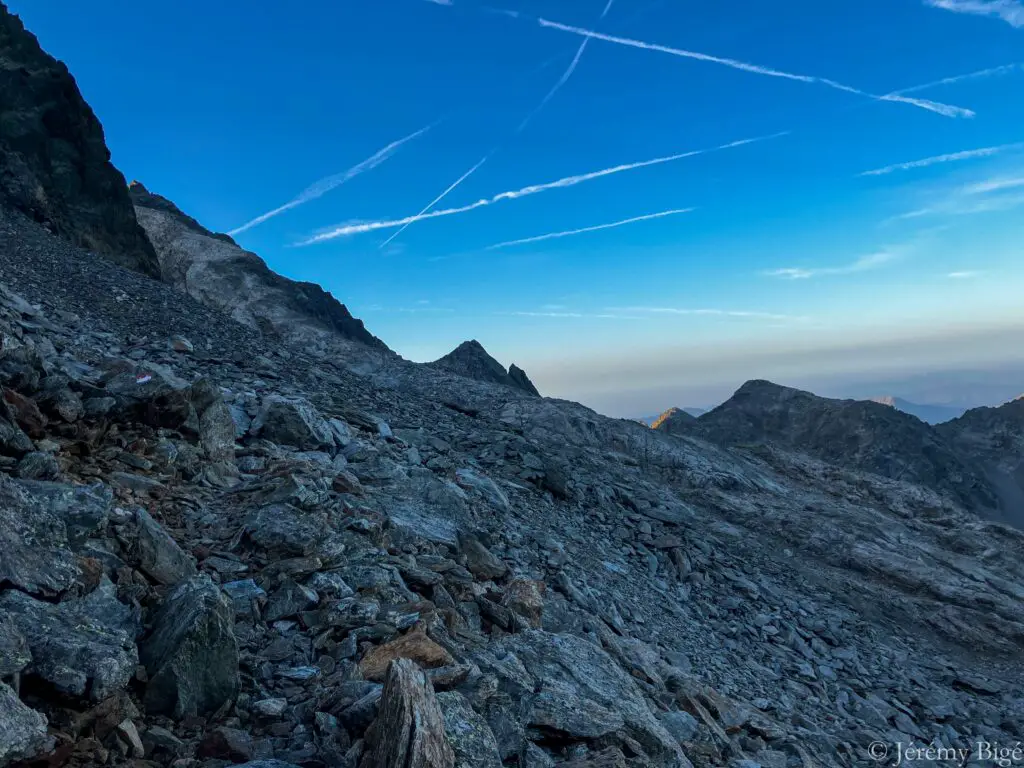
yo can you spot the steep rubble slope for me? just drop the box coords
[129,182,386,352]
[429,339,540,396]
[0,3,159,277]
[694,379,998,513]
[2,207,1023,768]
[937,398,1024,528]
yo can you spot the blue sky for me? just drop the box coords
[12,0,1024,415]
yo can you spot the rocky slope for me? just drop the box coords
[129,183,386,353]
[429,340,541,397]
[2,205,1023,768]
[692,380,999,514]
[0,3,159,277]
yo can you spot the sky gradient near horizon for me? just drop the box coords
[12,0,1024,415]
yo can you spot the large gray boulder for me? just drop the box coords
[473,631,689,768]
[0,682,51,766]
[141,576,239,717]
[0,476,110,595]
[438,691,502,768]
[251,395,335,451]
[0,579,138,701]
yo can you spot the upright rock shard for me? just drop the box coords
[365,658,455,768]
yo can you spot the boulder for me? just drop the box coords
[437,691,503,768]
[0,682,51,766]
[459,534,508,581]
[473,631,689,768]
[365,658,455,768]
[359,627,455,682]
[140,576,239,717]
[250,395,335,451]
[0,476,110,595]
[244,503,331,557]
[0,622,31,677]
[0,580,138,701]
[134,508,197,586]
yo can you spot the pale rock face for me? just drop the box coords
[131,188,386,354]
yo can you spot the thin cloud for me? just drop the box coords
[964,175,1024,194]
[228,123,434,236]
[924,0,1024,27]
[507,310,642,319]
[890,63,1021,95]
[300,132,784,244]
[610,306,808,321]
[859,142,1023,176]
[485,208,694,250]
[423,0,453,4]
[537,18,974,118]
[947,270,984,278]
[766,250,900,279]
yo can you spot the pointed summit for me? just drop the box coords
[430,340,540,396]
[651,407,696,435]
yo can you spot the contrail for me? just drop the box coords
[379,153,493,248]
[536,18,974,118]
[889,63,1021,95]
[228,123,435,236]
[484,207,694,249]
[300,131,785,244]
[389,0,618,247]
[859,142,1023,176]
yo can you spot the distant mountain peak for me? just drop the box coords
[651,407,696,435]
[430,340,540,396]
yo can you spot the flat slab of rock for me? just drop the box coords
[365,658,455,768]
[141,576,239,717]
[359,628,455,682]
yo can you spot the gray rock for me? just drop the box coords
[0,622,31,677]
[251,395,335,451]
[134,508,197,586]
[0,581,138,700]
[660,711,699,743]
[0,476,110,595]
[437,691,503,768]
[474,631,688,768]
[14,451,60,479]
[245,503,330,557]
[365,658,454,768]
[264,579,319,622]
[0,682,51,766]
[141,576,239,717]
[459,534,508,581]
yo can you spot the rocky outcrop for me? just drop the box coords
[651,407,696,435]
[695,379,998,512]
[429,340,540,396]
[129,182,386,351]
[937,398,1024,527]
[0,4,159,276]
